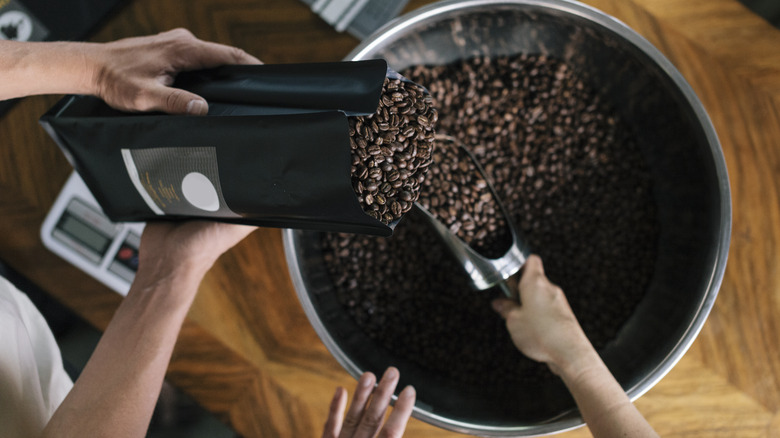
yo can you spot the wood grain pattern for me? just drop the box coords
[0,0,778,436]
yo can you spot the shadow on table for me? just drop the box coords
[738,0,780,26]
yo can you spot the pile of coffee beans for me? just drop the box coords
[416,136,512,258]
[323,54,658,388]
[322,211,543,386]
[349,77,438,224]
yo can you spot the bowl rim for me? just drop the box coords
[285,0,732,435]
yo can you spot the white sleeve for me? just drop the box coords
[0,276,73,438]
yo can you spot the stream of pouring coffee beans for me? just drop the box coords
[324,54,658,388]
[350,77,437,224]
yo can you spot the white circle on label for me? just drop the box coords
[0,11,33,41]
[181,172,220,212]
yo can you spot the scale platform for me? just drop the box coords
[41,172,144,295]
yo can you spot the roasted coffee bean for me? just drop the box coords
[326,54,658,389]
[390,200,402,217]
[350,77,438,224]
[368,168,383,179]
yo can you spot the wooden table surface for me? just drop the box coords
[1,0,778,436]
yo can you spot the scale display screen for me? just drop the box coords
[57,213,112,256]
[50,196,119,265]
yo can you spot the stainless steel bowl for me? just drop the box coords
[284,0,731,435]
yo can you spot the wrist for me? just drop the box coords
[129,257,210,307]
[546,328,599,378]
[556,345,602,379]
[57,41,103,96]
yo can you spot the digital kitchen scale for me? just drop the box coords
[41,172,144,296]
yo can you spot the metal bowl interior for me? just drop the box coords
[284,0,731,435]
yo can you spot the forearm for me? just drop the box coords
[493,256,657,437]
[558,348,658,438]
[41,264,205,438]
[0,40,99,100]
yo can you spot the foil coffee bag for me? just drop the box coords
[40,60,406,236]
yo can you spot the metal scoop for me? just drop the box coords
[414,135,529,295]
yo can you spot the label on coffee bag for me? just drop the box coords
[121,147,239,218]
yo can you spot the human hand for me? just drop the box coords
[137,221,256,284]
[491,255,594,375]
[322,367,416,438]
[85,28,260,114]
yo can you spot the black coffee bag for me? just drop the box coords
[40,60,424,236]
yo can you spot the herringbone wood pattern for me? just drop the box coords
[0,0,777,436]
